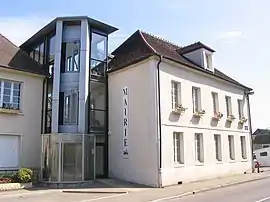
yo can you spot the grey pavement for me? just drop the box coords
[168,177,270,202]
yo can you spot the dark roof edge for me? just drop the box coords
[178,41,215,55]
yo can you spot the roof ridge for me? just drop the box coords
[140,30,181,49]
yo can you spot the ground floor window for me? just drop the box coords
[228,135,235,160]
[195,133,204,163]
[214,134,222,161]
[240,136,247,159]
[173,132,184,164]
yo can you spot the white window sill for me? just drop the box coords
[195,162,204,166]
[216,161,223,164]
[229,160,236,163]
[241,159,248,162]
[0,108,23,115]
[174,163,185,168]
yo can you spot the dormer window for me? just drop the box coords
[205,53,212,71]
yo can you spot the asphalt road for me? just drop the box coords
[168,178,270,202]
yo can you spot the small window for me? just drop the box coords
[0,80,21,110]
[228,135,235,160]
[238,99,244,119]
[63,91,78,124]
[65,42,80,72]
[263,145,270,148]
[205,54,212,70]
[214,134,222,161]
[195,133,204,163]
[173,132,184,164]
[260,152,268,157]
[225,96,232,117]
[212,92,219,114]
[192,87,201,112]
[171,81,181,109]
[240,136,247,159]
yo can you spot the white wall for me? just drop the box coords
[0,67,44,169]
[159,59,252,186]
[108,59,159,187]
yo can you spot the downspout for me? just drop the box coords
[245,90,254,173]
[156,54,163,188]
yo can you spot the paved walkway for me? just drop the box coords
[1,169,270,202]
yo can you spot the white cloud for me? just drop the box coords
[0,16,51,46]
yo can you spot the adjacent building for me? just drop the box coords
[0,34,46,171]
[11,16,254,187]
[253,128,270,150]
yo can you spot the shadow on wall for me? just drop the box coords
[169,113,181,122]
[210,118,218,127]
[190,116,200,125]
[225,120,232,128]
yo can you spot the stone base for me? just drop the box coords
[0,182,32,191]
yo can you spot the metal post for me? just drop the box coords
[245,91,254,173]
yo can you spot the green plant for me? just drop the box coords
[11,168,33,183]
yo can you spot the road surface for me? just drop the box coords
[168,177,270,202]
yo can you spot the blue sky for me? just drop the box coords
[0,0,268,131]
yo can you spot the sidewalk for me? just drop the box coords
[82,170,270,202]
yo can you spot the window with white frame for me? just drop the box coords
[228,135,235,160]
[0,80,21,110]
[171,81,181,110]
[225,96,232,117]
[212,92,219,114]
[240,136,247,159]
[195,133,204,163]
[214,134,222,161]
[63,91,78,124]
[173,132,184,164]
[205,54,212,70]
[238,99,244,119]
[192,87,201,112]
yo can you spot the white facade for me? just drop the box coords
[108,56,252,187]
[0,67,44,170]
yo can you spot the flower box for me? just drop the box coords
[227,114,236,122]
[193,109,206,118]
[212,112,223,121]
[172,105,187,115]
[239,117,248,124]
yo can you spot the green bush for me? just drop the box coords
[11,168,33,183]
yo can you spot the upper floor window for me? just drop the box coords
[63,90,78,124]
[192,87,201,112]
[206,54,212,69]
[238,99,244,119]
[0,80,21,110]
[225,96,232,117]
[212,92,219,114]
[171,81,181,109]
[91,32,107,62]
[65,42,80,72]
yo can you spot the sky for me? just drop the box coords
[0,0,269,131]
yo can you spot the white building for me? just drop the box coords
[108,30,254,187]
[0,34,46,171]
[17,17,254,187]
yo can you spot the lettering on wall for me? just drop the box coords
[122,87,129,158]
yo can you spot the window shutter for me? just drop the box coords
[58,92,64,125]
[60,43,66,73]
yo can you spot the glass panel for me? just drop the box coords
[90,81,106,110]
[50,136,59,181]
[34,46,40,63]
[49,36,55,63]
[65,42,80,72]
[63,91,78,124]
[96,145,104,177]
[91,33,107,61]
[89,110,105,132]
[62,142,82,181]
[84,135,95,180]
[39,43,44,65]
[90,60,106,77]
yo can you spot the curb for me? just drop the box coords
[62,190,128,194]
[150,174,270,202]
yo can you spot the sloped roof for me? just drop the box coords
[177,41,215,54]
[109,30,251,91]
[0,34,46,75]
[253,129,270,136]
